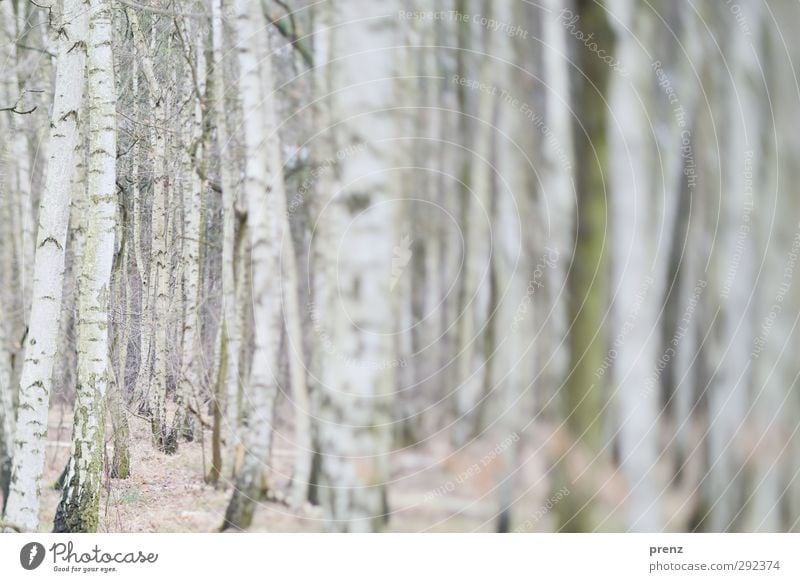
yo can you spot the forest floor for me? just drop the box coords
[38,403,627,532]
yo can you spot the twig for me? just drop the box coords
[0,520,24,532]
[16,42,55,57]
[0,104,37,115]
[115,0,205,19]
[264,1,313,68]
[187,402,220,437]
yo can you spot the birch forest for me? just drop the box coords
[1,0,799,534]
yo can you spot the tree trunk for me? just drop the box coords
[3,0,88,532]
[222,0,284,530]
[126,6,170,449]
[54,0,116,532]
[312,0,400,532]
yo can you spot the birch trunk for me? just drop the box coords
[283,209,313,508]
[169,22,206,454]
[703,0,762,532]
[313,0,399,532]
[222,0,283,530]
[126,7,170,447]
[0,33,15,502]
[109,202,130,479]
[550,0,613,533]
[6,7,35,313]
[538,0,576,407]
[0,236,12,512]
[607,0,666,531]
[607,0,699,531]
[3,0,88,532]
[208,0,243,483]
[54,0,116,532]
[452,7,493,444]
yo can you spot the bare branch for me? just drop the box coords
[0,520,24,533]
[0,104,37,115]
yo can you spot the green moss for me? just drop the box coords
[565,0,614,455]
[52,378,107,532]
[557,0,614,533]
[221,477,260,531]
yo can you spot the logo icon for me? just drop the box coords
[20,542,46,570]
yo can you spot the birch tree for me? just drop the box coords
[125,7,171,448]
[208,0,243,484]
[312,0,400,532]
[222,0,284,530]
[555,0,612,532]
[3,0,88,532]
[53,0,116,532]
[169,15,207,454]
[701,0,763,532]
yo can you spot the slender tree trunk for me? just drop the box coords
[5,2,35,315]
[110,203,130,479]
[208,0,245,481]
[3,0,88,532]
[169,22,206,454]
[703,0,762,532]
[452,7,493,444]
[313,0,400,532]
[556,0,612,532]
[222,0,284,530]
[127,7,171,449]
[54,0,116,533]
[0,232,12,510]
[283,211,313,508]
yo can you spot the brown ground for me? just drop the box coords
[38,402,630,532]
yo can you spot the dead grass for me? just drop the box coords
[37,401,627,532]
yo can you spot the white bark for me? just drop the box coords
[607,0,682,531]
[314,0,400,532]
[210,0,244,477]
[127,7,170,447]
[0,148,15,507]
[172,20,207,452]
[54,0,116,532]
[705,0,762,532]
[223,0,284,529]
[537,0,576,404]
[3,0,88,532]
[1,0,35,340]
[283,209,313,508]
[452,17,494,444]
